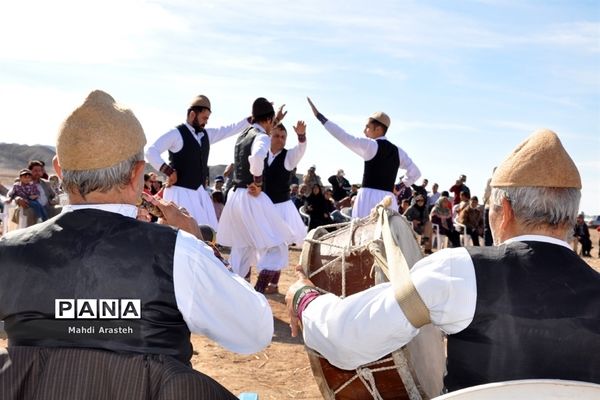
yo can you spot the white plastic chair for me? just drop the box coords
[299,205,310,228]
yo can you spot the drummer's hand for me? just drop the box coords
[285,268,316,338]
[142,192,202,239]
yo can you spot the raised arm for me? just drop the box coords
[205,117,251,145]
[284,121,307,171]
[307,97,377,160]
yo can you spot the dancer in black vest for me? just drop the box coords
[146,94,251,230]
[286,128,600,392]
[307,97,421,218]
[217,98,294,292]
[260,122,308,294]
[0,90,273,399]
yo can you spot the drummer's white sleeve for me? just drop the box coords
[172,230,274,354]
[301,247,476,370]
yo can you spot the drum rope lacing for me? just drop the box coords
[303,216,370,298]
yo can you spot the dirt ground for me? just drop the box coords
[1,231,600,399]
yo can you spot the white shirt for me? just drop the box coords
[301,235,572,370]
[427,191,441,208]
[146,119,250,171]
[61,204,274,354]
[248,124,271,177]
[267,141,307,171]
[323,120,421,186]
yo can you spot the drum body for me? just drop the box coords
[300,215,445,400]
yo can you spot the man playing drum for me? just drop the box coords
[306,97,421,218]
[287,128,600,392]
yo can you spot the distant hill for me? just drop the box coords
[0,143,57,173]
[0,142,228,184]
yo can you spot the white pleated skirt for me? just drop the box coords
[273,200,307,245]
[163,185,218,230]
[352,187,398,218]
[217,188,294,275]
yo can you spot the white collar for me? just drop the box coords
[252,123,267,134]
[61,204,138,219]
[503,234,572,250]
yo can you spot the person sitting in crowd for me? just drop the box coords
[430,195,461,247]
[304,183,333,230]
[10,160,61,227]
[573,213,592,257]
[400,198,411,214]
[427,182,440,212]
[458,195,484,246]
[394,181,413,208]
[403,194,433,254]
[6,169,48,222]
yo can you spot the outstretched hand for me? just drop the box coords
[293,120,307,137]
[306,97,319,118]
[276,104,288,123]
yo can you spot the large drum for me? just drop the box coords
[300,212,446,400]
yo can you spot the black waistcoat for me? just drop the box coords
[362,139,399,191]
[233,127,259,188]
[445,242,600,391]
[263,149,291,204]
[0,209,193,364]
[168,124,209,190]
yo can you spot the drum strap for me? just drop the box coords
[379,207,431,328]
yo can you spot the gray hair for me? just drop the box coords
[491,186,580,229]
[61,151,144,198]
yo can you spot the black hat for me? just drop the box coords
[252,97,274,119]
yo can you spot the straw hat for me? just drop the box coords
[189,95,211,111]
[491,129,581,189]
[369,111,391,128]
[56,90,146,171]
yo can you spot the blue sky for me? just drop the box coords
[1,0,598,213]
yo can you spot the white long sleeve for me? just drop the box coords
[173,230,274,354]
[205,118,250,145]
[283,141,307,171]
[302,247,476,370]
[248,125,271,177]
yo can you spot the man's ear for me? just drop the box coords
[52,155,62,179]
[500,197,515,230]
[130,160,146,187]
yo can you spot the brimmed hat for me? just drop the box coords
[19,168,32,176]
[369,111,391,128]
[491,129,581,189]
[56,90,146,171]
[214,175,224,183]
[189,95,211,111]
[252,97,274,119]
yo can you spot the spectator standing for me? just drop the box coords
[328,169,351,202]
[6,169,48,222]
[305,184,333,230]
[427,183,441,212]
[573,214,592,257]
[411,178,429,203]
[303,165,322,191]
[449,174,470,205]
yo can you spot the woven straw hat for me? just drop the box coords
[369,111,391,128]
[189,95,211,111]
[56,90,146,171]
[491,129,581,189]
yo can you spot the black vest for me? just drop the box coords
[168,124,209,190]
[362,139,400,191]
[263,149,291,204]
[445,242,600,391]
[0,209,193,364]
[233,127,259,188]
